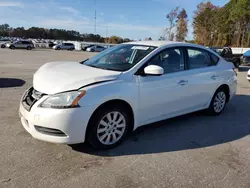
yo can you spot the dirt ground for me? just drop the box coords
[0,48,249,188]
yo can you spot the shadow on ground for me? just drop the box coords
[71,94,250,156]
[0,78,25,88]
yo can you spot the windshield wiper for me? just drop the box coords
[86,64,101,68]
[80,59,89,64]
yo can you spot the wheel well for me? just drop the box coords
[217,84,230,102]
[86,99,135,138]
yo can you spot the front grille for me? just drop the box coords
[34,125,67,137]
[22,87,46,111]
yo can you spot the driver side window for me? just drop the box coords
[148,48,184,74]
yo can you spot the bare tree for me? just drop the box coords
[166,7,179,41]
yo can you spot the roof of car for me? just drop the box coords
[124,40,184,47]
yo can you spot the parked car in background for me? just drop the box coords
[82,44,95,51]
[210,47,242,68]
[19,41,237,149]
[1,43,6,48]
[242,50,250,65]
[52,43,75,50]
[0,39,10,48]
[247,69,250,81]
[86,45,106,52]
[6,40,34,50]
[48,42,57,48]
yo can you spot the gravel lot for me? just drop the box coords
[0,48,250,188]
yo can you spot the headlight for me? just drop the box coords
[39,90,86,108]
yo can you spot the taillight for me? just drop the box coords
[233,68,237,76]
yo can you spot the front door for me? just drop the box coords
[14,41,23,48]
[137,47,191,124]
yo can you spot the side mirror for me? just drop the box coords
[144,65,164,76]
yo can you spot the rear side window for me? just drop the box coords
[187,48,214,70]
[66,43,73,46]
[23,41,32,44]
[210,53,219,65]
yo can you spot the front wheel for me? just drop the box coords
[87,106,131,149]
[27,46,32,50]
[234,60,240,68]
[207,88,227,115]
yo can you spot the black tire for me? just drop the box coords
[1,44,5,48]
[9,45,15,50]
[27,46,32,50]
[87,105,131,149]
[234,60,240,68]
[57,47,61,50]
[207,88,227,115]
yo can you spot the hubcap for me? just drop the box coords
[97,111,126,145]
[213,91,226,113]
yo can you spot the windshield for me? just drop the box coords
[82,44,157,71]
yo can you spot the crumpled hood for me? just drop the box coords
[33,61,121,94]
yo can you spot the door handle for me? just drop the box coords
[178,80,188,86]
[211,75,219,80]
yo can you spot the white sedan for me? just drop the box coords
[19,41,237,149]
[86,45,106,52]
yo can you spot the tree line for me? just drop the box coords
[164,0,250,47]
[193,0,250,47]
[0,24,132,44]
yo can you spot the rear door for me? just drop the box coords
[62,43,67,49]
[22,41,29,48]
[183,47,221,108]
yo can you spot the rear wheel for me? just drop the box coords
[27,46,32,50]
[207,88,227,115]
[87,105,131,149]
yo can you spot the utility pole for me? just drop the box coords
[94,0,96,35]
